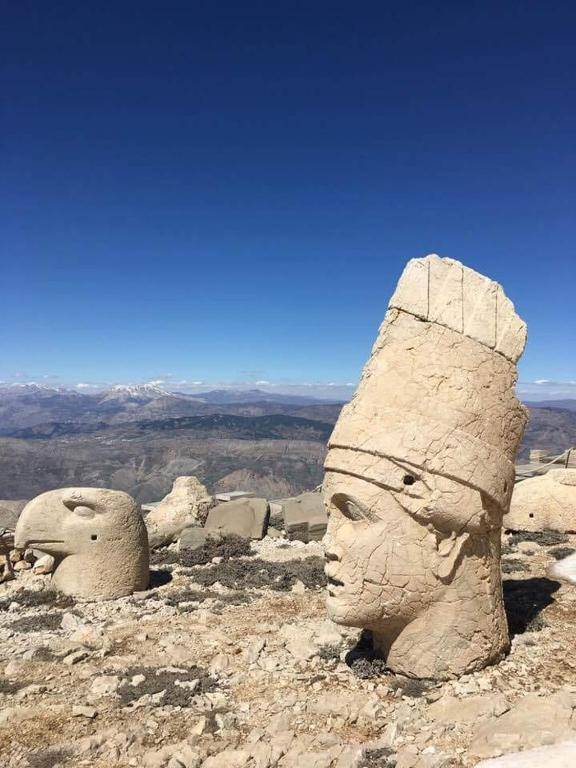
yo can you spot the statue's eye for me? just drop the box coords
[331,493,378,523]
[403,474,416,486]
[63,497,96,518]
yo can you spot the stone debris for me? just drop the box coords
[32,553,55,574]
[281,491,328,542]
[1,522,576,768]
[147,476,214,548]
[205,497,270,540]
[215,491,255,503]
[469,691,576,759]
[507,469,576,533]
[475,739,576,767]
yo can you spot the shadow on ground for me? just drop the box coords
[504,576,560,636]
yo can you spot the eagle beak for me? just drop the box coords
[14,500,65,553]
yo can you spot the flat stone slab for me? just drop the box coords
[178,526,212,554]
[205,497,269,540]
[476,740,576,767]
[215,491,255,502]
[281,492,327,543]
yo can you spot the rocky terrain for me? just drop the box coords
[0,385,575,502]
[1,528,576,768]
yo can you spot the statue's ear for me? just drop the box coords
[433,531,469,581]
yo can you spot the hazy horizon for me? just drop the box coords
[2,374,576,404]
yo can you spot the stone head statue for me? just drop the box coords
[324,255,528,679]
[15,487,149,600]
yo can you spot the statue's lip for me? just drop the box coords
[327,575,344,589]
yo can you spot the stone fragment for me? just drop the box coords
[33,553,55,574]
[63,649,90,665]
[475,740,576,767]
[281,492,327,543]
[14,487,149,600]
[61,612,84,631]
[323,254,528,680]
[428,693,509,725]
[72,705,97,718]
[470,692,576,759]
[215,491,255,502]
[146,476,214,548]
[205,497,269,540]
[89,675,120,698]
[507,469,576,532]
[202,749,252,768]
[178,526,221,559]
[70,624,105,649]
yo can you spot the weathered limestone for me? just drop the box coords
[469,691,576,759]
[323,254,528,679]
[205,497,269,539]
[146,476,213,548]
[476,741,576,767]
[281,492,328,542]
[14,488,149,599]
[215,491,255,502]
[506,469,576,532]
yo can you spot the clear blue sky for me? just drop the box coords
[2,2,575,397]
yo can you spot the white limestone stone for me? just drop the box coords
[15,487,149,600]
[146,476,213,548]
[324,254,528,680]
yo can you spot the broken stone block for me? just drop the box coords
[282,492,327,543]
[146,476,214,548]
[178,527,220,557]
[205,497,269,540]
[215,491,255,502]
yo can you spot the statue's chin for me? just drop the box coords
[325,594,364,627]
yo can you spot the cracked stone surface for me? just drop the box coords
[323,254,528,680]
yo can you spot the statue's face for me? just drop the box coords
[323,462,485,629]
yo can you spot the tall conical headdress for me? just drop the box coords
[325,255,528,520]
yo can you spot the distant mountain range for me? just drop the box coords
[0,385,574,502]
[0,384,342,436]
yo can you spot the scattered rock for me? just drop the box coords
[32,553,55,575]
[72,705,97,718]
[89,675,120,698]
[147,476,214,548]
[280,492,327,543]
[470,691,576,759]
[205,497,270,540]
[475,739,576,767]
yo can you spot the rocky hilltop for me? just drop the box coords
[1,525,575,767]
